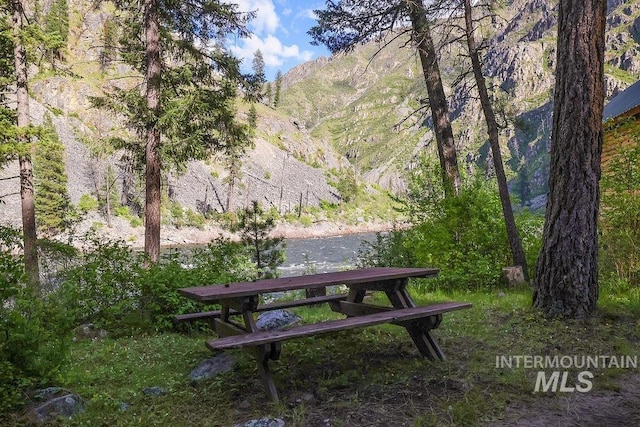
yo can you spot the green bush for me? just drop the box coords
[356,227,416,269]
[0,226,73,414]
[139,238,257,330]
[356,172,544,291]
[408,180,511,290]
[58,234,258,334]
[77,194,99,213]
[59,234,145,332]
[599,140,640,287]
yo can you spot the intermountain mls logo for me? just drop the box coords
[495,355,638,392]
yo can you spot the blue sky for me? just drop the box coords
[228,0,331,81]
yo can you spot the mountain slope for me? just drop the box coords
[278,0,640,207]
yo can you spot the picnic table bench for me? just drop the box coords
[178,267,471,403]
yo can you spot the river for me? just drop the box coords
[277,232,379,277]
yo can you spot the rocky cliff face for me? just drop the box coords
[279,0,640,207]
[2,0,639,235]
[0,0,345,233]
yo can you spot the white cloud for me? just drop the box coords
[233,0,280,35]
[230,34,313,68]
[299,8,318,20]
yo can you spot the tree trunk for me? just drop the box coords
[12,0,40,286]
[406,0,461,197]
[463,0,528,280]
[533,0,606,318]
[144,0,162,263]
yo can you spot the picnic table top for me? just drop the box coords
[178,267,439,302]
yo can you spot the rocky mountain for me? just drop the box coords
[278,0,640,209]
[0,0,348,237]
[1,0,639,239]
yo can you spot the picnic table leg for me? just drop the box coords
[242,311,281,402]
[385,282,446,360]
[251,346,279,403]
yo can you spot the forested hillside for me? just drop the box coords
[1,0,639,235]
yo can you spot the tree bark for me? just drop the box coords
[533,0,606,318]
[463,0,528,280]
[12,0,40,286]
[144,0,162,263]
[406,0,461,197]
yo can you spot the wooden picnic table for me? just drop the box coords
[178,267,471,402]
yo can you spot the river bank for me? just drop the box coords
[74,212,399,249]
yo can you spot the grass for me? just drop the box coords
[12,285,640,426]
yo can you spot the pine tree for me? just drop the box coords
[249,49,266,101]
[273,70,282,108]
[0,10,16,167]
[534,0,606,318]
[43,0,68,61]
[235,200,285,279]
[92,0,255,262]
[34,113,74,235]
[11,0,40,285]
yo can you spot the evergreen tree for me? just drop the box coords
[10,0,40,285]
[235,200,285,279]
[534,0,606,318]
[249,49,266,101]
[247,103,258,129]
[99,17,117,68]
[265,82,272,107]
[34,113,74,235]
[273,69,282,108]
[92,0,255,262]
[43,0,68,61]
[0,10,16,168]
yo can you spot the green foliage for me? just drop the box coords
[163,201,207,229]
[43,0,68,59]
[58,235,146,330]
[356,227,416,269]
[0,226,73,414]
[274,69,282,108]
[0,14,16,167]
[77,193,99,213]
[56,233,257,334]
[90,0,254,176]
[408,179,514,290]
[233,200,286,279]
[139,239,257,330]
[34,113,76,234]
[600,127,640,287]
[99,17,117,67]
[327,166,361,203]
[397,154,446,223]
[357,165,543,290]
[248,103,258,128]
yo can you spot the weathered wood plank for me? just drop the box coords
[332,300,395,317]
[206,302,472,350]
[180,267,439,302]
[174,293,350,323]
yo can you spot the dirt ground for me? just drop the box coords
[487,373,640,426]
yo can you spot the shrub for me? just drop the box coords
[356,171,544,291]
[139,238,257,330]
[0,226,72,414]
[356,227,416,269]
[58,234,258,334]
[599,140,640,287]
[58,234,146,331]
